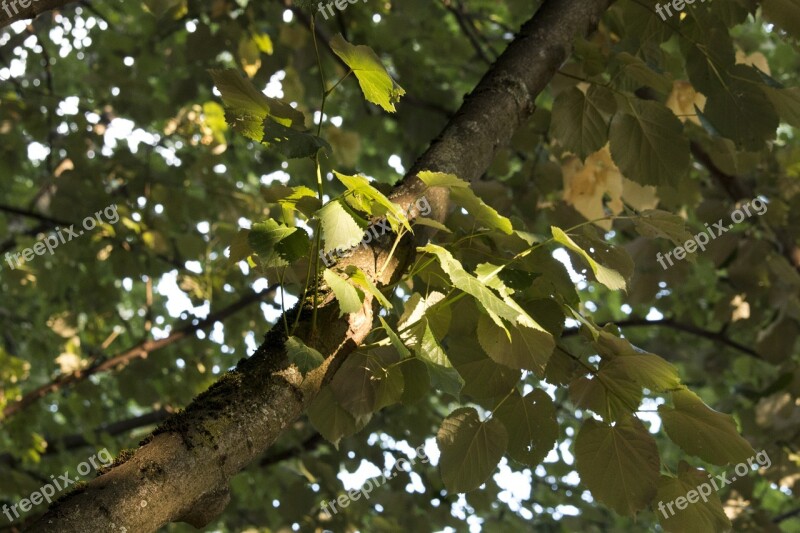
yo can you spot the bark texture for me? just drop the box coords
[27,1,613,530]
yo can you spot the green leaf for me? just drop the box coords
[494,389,558,467]
[602,351,681,392]
[550,87,611,159]
[617,52,673,94]
[398,292,451,367]
[334,171,411,232]
[593,329,682,391]
[399,357,430,404]
[227,229,252,265]
[413,217,451,232]
[633,209,693,247]
[329,34,406,112]
[437,407,508,493]
[653,461,732,533]
[248,219,310,267]
[379,316,411,358]
[323,269,364,316]
[426,360,465,398]
[417,171,512,234]
[570,369,642,422]
[701,69,778,150]
[307,386,360,447]
[609,99,689,186]
[476,314,554,375]
[551,227,627,291]
[329,352,382,417]
[658,389,755,465]
[261,119,331,158]
[285,336,325,374]
[417,170,471,189]
[682,27,736,95]
[209,69,326,157]
[276,185,321,219]
[375,363,405,410]
[419,244,529,334]
[449,335,519,399]
[345,265,392,310]
[575,417,660,515]
[450,187,513,235]
[544,346,582,386]
[317,199,366,253]
[763,86,800,128]
[209,69,304,138]
[761,0,800,38]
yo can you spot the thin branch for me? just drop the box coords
[1,286,279,421]
[48,408,172,452]
[773,507,800,524]
[563,317,759,359]
[440,0,494,65]
[259,432,325,467]
[0,203,71,226]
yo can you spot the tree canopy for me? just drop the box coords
[1,0,799,531]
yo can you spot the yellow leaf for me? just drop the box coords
[665,81,706,126]
[736,50,770,75]
[238,37,262,78]
[562,146,623,230]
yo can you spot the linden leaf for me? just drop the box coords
[659,389,755,465]
[323,269,364,316]
[653,461,731,533]
[329,34,406,112]
[609,99,690,186]
[551,226,627,291]
[494,389,558,467]
[575,417,660,515]
[285,336,324,374]
[437,407,508,493]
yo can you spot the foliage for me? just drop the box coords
[1,0,799,531]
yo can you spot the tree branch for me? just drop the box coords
[28,2,613,530]
[0,203,71,226]
[0,409,171,486]
[2,286,278,420]
[563,317,759,359]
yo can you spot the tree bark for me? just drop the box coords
[27,1,613,530]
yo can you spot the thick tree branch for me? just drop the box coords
[28,2,613,531]
[2,287,278,421]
